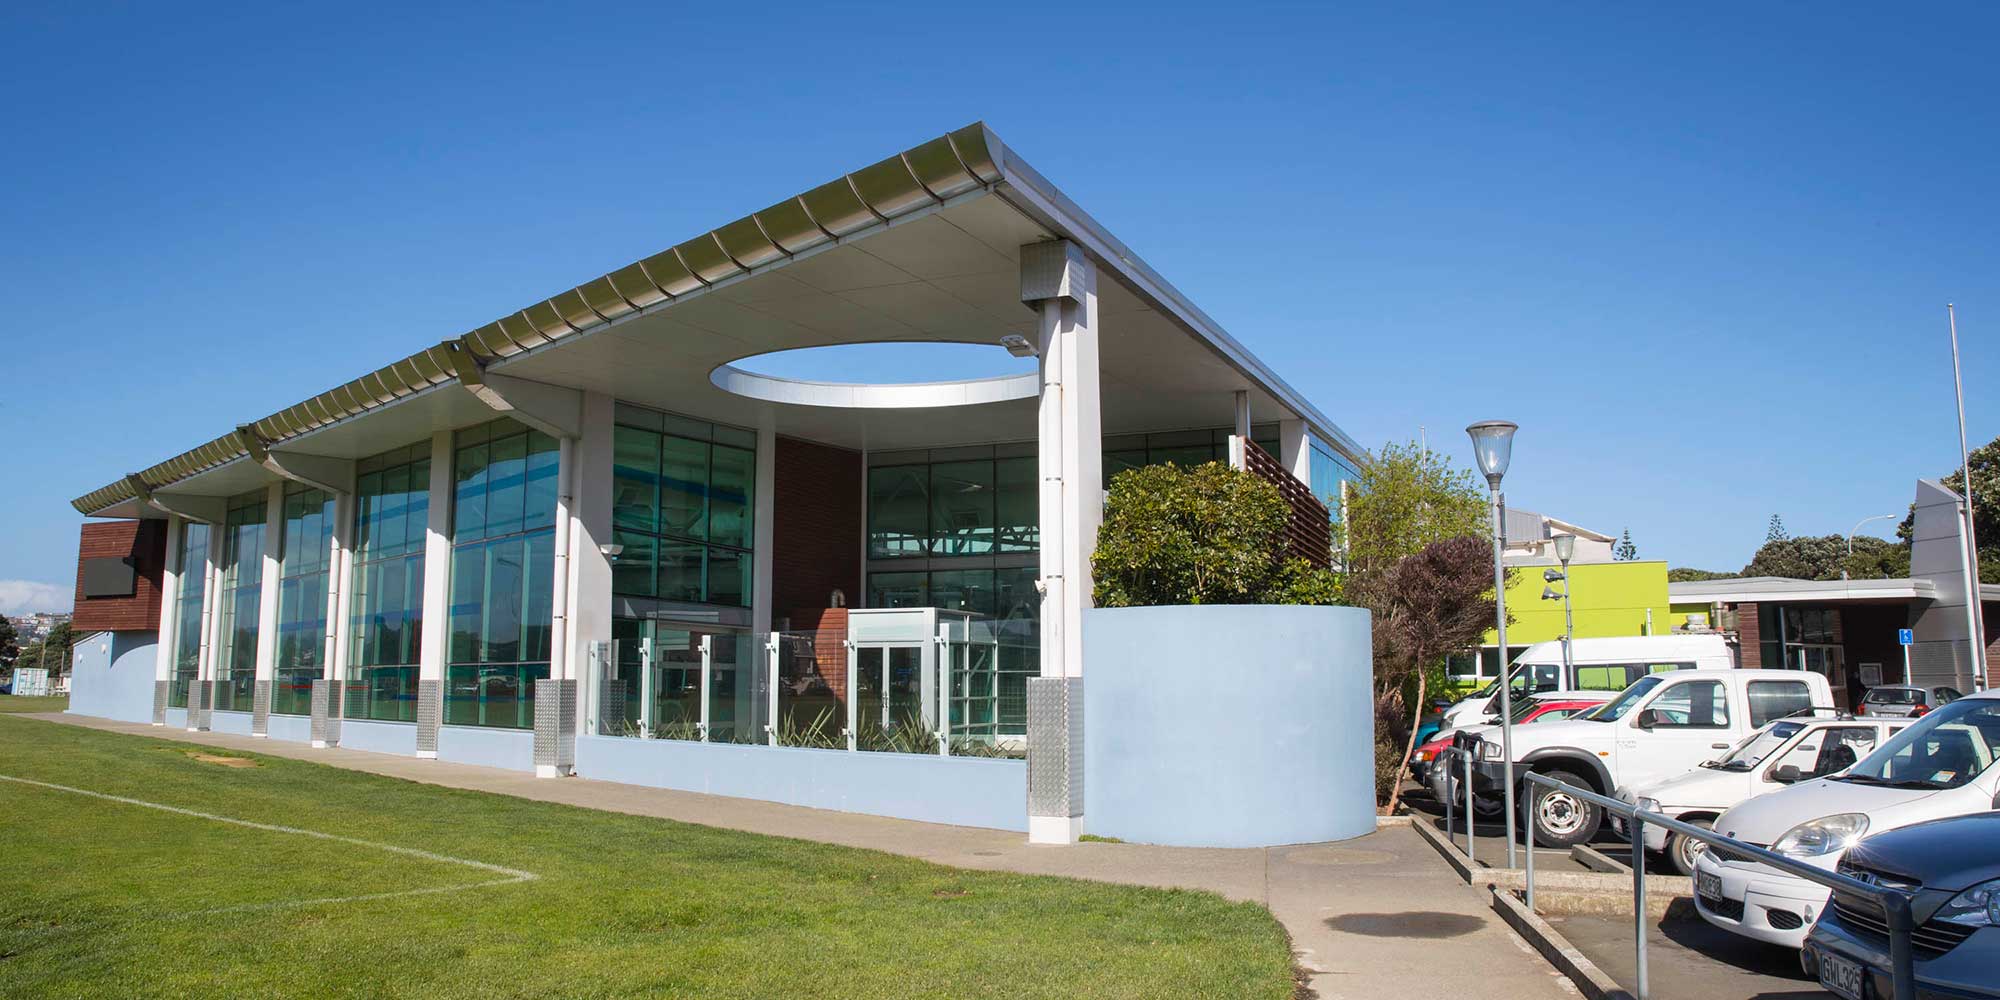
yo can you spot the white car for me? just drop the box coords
[1613,715,1913,875]
[1471,668,1834,846]
[1426,690,1615,814]
[1694,689,2000,949]
[1439,633,1734,731]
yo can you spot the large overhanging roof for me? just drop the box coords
[73,122,1363,517]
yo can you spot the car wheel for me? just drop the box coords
[1526,780,1601,848]
[1667,819,1714,876]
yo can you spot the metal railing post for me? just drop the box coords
[1444,751,1456,847]
[1632,813,1648,1000]
[1887,895,1918,1000]
[1463,751,1476,862]
[1523,802,1535,911]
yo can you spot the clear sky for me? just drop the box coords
[3,3,1995,614]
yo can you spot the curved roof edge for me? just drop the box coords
[74,122,1367,515]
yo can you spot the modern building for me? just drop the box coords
[1668,480,1999,708]
[1452,510,1672,681]
[63,124,1376,847]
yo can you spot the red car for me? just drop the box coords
[1412,696,1610,788]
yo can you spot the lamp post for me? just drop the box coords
[1467,419,1520,867]
[1843,515,1896,581]
[1543,533,1577,680]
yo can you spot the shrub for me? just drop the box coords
[1092,461,1340,607]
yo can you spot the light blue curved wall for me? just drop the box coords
[1083,604,1375,847]
[66,631,157,724]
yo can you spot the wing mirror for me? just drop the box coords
[1772,765,1803,784]
[1634,709,1658,731]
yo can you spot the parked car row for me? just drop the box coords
[1433,651,1999,999]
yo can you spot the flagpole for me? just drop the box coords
[1948,304,1988,688]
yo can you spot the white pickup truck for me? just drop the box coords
[1471,668,1835,846]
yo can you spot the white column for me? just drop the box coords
[191,524,224,731]
[1228,389,1251,469]
[417,428,454,756]
[251,481,284,733]
[325,491,356,681]
[1024,240,1100,845]
[1278,418,1310,485]
[752,413,777,635]
[567,392,615,689]
[153,515,184,723]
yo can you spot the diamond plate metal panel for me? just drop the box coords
[415,679,441,753]
[251,680,271,736]
[152,681,168,725]
[533,679,578,769]
[1026,677,1083,818]
[310,680,330,744]
[186,679,209,730]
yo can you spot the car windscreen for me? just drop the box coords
[1864,688,1923,705]
[1583,675,1664,722]
[1836,699,2000,790]
[1706,722,1803,770]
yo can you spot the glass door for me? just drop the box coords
[848,643,930,753]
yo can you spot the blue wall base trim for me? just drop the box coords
[575,736,1026,832]
[339,719,418,756]
[439,726,534,772]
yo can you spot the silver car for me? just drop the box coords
[1859,684,1963,718]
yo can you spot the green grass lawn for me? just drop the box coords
[0,717,1295,999]
[0,695,68,714]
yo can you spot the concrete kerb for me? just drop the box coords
[1571,844,1630,874]
[1410,817,1690,917]
[1491,887,1636,1000]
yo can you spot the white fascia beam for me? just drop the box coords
[235,426,356,495]
[446,342,582,439]
[126,474,226,524]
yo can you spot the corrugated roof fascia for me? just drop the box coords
[73,123,1004,515]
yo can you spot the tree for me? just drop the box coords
[1668,567,1735,583]
[0,617,18,670]
[17,622,76,675]
[1766,514,1790,543]
[1092,461,1341,608]
[1340,440,1489,582]
[1740,534,1904,581]
[1365,536,1501,814]
[1614,529,1638,561]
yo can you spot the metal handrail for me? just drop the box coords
[1522,772,1919,1000]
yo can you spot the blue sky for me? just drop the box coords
[3,3,1995,613]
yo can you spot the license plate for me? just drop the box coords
[1696,871,1723,901]
[1816,950,1864,1000]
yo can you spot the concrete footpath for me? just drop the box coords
[29,713,1572,1000]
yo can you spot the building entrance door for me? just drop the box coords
[847,643,929,752]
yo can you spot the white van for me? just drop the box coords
[1440,634,1735,731]
[1693,688,2000,949]
[1614,715,1915,874]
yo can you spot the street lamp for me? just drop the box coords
[1842,515,1896,581]
[1544,533,1577,682]
[1466,419,1520,867]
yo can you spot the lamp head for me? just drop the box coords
[1541,586,1562,601]
[999,334,1039,359]
[1553,532,1576,564]
[1543,568,1565,583]
[1465,420,1518,487]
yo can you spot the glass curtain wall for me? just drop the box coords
[272,485,334,716]
[1102,426,1282,480]
[447,419,558,729]
[866,447,1039,733]
[608,404,755,608]
[169,521,211,707]
[347,443,429,722]
[211,491,267,713]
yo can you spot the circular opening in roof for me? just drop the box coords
[731,341,1036,384]
[711,341,1041,410]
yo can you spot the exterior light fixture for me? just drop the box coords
[1541,585,1562,601]
[1543,568,1565,583]
[1465,420,1518,488]
[999,333,1039,359]
[1465,419,1520,867]
[598,543,625,559]
[1553,531,1576,565]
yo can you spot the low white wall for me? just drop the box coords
[575,736,1027,831]
[66,631,157,724]
[1083,604,1376,847]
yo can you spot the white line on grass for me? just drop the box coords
[0,773,538,915]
